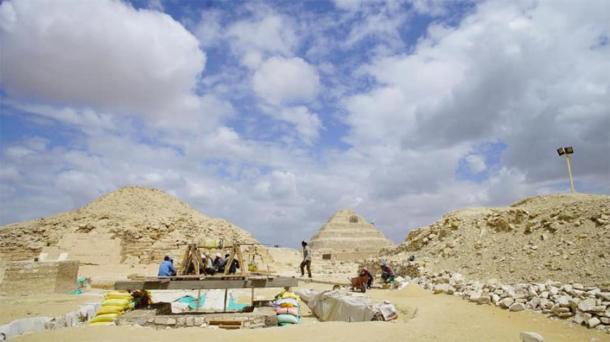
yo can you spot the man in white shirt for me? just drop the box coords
[300,240,312,278]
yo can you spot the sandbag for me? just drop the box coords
[275,298,298,308]
[277,314,299,324]
[105,293,133,300]
[101,299,131,308]
[90,314,118,323]
[278,322,294,327]
[275,307,299,316]
[89,322,115,326]
[278,292,300,300]
[96,306,124,315]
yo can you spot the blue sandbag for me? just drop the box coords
[277,314,299,324]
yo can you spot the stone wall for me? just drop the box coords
[0,260,79,295]
[57,233,121,265]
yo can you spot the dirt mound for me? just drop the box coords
[0,186,256,264]
[385,193,610,286]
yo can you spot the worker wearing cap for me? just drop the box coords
[213,253,225,272]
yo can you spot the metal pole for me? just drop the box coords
[565,155,575,193]
[223,288,228,313]
[196,289,201,311]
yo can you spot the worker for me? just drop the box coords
[158,255,176,277]
[360,266,374,289]
[380,261,395,283]
[225,253,240,274]
[213,253,225,272]
[203,254,216,275]
[299,241,312,278]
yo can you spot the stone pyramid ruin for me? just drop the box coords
[309,209,394,260]
[0,186,257,265]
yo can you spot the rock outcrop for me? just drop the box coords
[309,209,394,260]
[0,186,257,265]
[386,193,610,286]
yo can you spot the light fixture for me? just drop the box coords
[556,146,575,193]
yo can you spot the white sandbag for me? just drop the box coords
[0,316,52,340]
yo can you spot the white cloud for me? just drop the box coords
[333,0,364,11]
[465,154,486,174]
[193,9,223,48]
[261,106,323,144]
[0,0,206,123]
[2,0,609,250]
[252,57,320,105]
[227,13,296,58]
[346,0,610,187]
[409,0,451,16]
[251,57,322,142]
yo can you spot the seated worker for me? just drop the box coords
[225,253,240,274]
[213,253,225,272]
[360,266,374,289]
[202,254,216,275]
[380,261,395,283]
[158,256,177,277]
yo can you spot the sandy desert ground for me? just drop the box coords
[11,282,610,342]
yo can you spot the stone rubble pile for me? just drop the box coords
[387,194,610,285]
[0,303,100,340]
[409,269,610,334]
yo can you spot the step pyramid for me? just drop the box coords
[308,209,394,260]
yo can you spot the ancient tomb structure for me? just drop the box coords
[0,260,79,295]
[309,209,394,260]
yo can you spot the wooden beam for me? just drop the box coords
[114,276,298,290]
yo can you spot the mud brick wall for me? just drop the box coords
[0,260,79,295]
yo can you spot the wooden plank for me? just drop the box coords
[114,276,298,290]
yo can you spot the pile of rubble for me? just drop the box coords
[0,303,100,339]
[409,269,610,334]
[387,193,610,285]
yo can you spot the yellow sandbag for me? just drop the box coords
[102,298,130,308]
[89,321,115,326]
[105,293,133,300]
[280,292,300,300]
[107,291,130,296]
[96,305,124,315]
[90,313,118,323]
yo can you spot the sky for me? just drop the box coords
[0,0,609,247]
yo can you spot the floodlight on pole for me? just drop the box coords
[556,146,575,193]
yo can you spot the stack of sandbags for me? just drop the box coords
[89,291,134,326]
[273,291,301,326]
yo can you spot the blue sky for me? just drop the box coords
[1,0,609,247]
